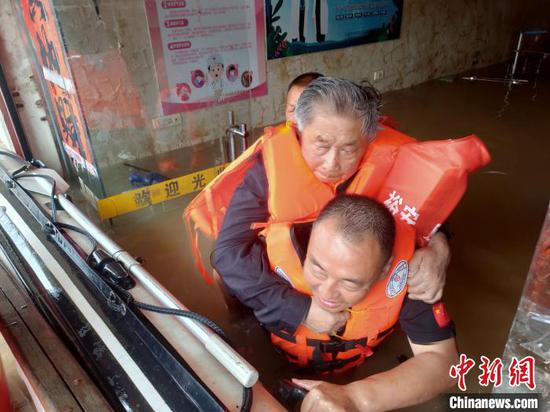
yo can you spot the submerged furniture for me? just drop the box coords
[463,30,549,84]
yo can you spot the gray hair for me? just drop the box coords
[294,77,381,140]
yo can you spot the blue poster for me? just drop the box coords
[266,0,403,59]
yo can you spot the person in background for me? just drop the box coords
[285,72,324,122]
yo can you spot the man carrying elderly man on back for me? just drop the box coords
[185,76,490,410]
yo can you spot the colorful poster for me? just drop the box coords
[266,0,403,59]
[145,0,268,115]
[20,0,99,181]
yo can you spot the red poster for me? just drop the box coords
[20,0,98,178]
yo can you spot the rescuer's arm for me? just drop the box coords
[294,298,458,411]
[212,154,311,333]
[407,231,450,303]
[295,337,458,412]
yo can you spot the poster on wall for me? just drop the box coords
[266,0,403,59]
[19,0,100,185]
[145,0,268,115]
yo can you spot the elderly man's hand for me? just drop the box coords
[293,379,362,412]
[304,299,349,334]
[407,232,450,303]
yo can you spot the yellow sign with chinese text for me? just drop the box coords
[96,163,227,220]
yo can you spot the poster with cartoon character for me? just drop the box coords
[145,0,267,114]
[207,54,224,101]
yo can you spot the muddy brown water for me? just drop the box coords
[103,63,549,410]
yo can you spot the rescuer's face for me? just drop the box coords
[303,217,387,312]
[285,85,305,123]
[299,109,368,185]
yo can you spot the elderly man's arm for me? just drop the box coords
[212,154,310,333]
[407,232,451,303]
[212,154,347,334]
[295,338,458,412]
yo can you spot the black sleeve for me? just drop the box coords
[211,153,311,333]
[438,221,453,240]
[398,297,456,344]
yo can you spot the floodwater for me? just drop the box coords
[103,63,549,410]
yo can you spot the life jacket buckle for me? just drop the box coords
[317,340,346,353]
[317,338,367,354]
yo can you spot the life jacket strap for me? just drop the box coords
[311,337,368,354]
[270,329,360,353]
[270,326,393,352]
[307,355,362,373]
[269,326,395,373]
[354,342,374,358]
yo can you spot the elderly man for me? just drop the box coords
[209,77,450,337]
[287,195,458,411]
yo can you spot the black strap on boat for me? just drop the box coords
[111,282,229,342]
[242,385,253,412]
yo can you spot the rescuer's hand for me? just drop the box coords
[407,232,450,303]
[293,379,360,412]
[303,299,349,334]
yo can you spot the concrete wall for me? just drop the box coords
[8,0,550,170]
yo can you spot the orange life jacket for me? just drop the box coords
[257,127,489,372]
[184,121,415,282]
[184,122,491,371]
[184,122,490,283]
[266,219,415,372]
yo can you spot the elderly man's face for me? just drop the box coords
[285,85,305,123]
[299,108,367,184]
[303,217,386,312]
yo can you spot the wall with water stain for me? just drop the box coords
[18,1,550,168]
